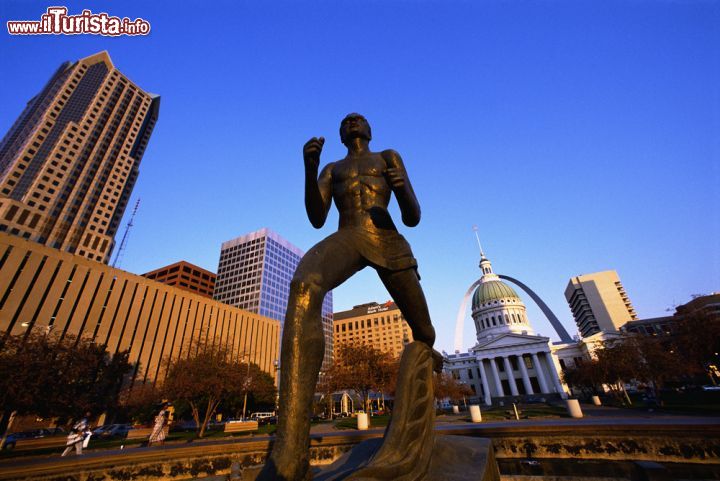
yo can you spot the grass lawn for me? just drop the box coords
[453,403,568,421]
[0,424,278,459]
[334,414,391,430]
[623,390,720,415]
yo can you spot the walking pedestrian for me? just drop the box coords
[148,402,170,446]
[61,412,91,457]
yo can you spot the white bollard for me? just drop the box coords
[357,412,369,430]
[592,395,602,406]
[452,405,460,414]
[469,405,482,423]
[566,399,583,418]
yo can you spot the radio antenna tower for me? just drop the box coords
[112,199,140,268]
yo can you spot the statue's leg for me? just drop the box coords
[377,267,436,348]
[342,268,438,481]
[260,235,365,481]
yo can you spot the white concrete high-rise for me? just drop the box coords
[213,228,333,371]
[565,270,637,338]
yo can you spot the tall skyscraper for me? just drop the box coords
[565,270,638,338]
[0,51,159,263]
[213,228,334,371]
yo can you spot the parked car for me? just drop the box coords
[92,424,132,439]
[249,412,275,422]
[2,430,43,451]
[257,416,277,426]
[702,385,720,391]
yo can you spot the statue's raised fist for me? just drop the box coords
[303,137,325,171]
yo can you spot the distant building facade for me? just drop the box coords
[213,227,333,371]
[333,301,414,358]
[444,254,568,405]
[675,293,720,320]
[0,233,280,386]
[622,316,675,336]
[565,270,638,338]
[0,51,159,264]
[621,293,720,336]
[142,261,216,299]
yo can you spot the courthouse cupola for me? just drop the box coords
[471,253,535,341]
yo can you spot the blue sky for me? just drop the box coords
[1,0,718,353]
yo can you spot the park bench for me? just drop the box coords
[125,426,168,441]
[224,421,258,434]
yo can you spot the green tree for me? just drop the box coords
[118,382,164,425]
[222,363,278,418]
[672,309,720,384]
[433,372,473,406]
[325,342,397,413]
[162,345,276,437]
[0,332,132,446]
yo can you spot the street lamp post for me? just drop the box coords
[241,353,252,421]
[274,359,280,413]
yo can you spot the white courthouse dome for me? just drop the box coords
[471,255,535,340]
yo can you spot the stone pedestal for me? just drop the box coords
[566,399,583,418]
[357,413,369,431]
[314,436,500,481]
[469,405,482,423]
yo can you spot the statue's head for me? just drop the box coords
[340,113,371,145]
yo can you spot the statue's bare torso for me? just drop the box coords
[325,151,398,231]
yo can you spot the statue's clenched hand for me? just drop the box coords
[303,137,324,172]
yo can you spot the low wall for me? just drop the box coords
[0,419,717,481]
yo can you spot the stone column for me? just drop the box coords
[517,354,534,395]
[531,352,550,393]
[542,351,568,399]
[478,359,492,406]
[489,357,505,397]
[502,356,519,396]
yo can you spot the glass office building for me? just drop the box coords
[214,228,333,371]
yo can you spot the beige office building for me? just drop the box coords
[565,270,638,338]
[0,51,159,264]
[0,233,280,386]
[333,301,413,358]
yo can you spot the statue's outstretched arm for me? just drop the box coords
[383,149,421,227]
[303,137,333,228]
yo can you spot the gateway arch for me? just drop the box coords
[453,274,573,352]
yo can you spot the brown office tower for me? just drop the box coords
[0,51,159,264]
[143,261,217,299]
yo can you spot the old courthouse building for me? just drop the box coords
[444,253,567,405]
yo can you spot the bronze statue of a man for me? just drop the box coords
[259,114,436,481]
